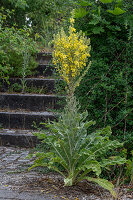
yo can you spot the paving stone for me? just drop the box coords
[0,188,57,200]
[0,189,18,199]
[0,147,133,200]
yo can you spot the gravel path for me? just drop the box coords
[0,146,133,200]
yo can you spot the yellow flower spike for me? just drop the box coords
[53,13,91,94]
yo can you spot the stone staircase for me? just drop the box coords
[0,52,63,147]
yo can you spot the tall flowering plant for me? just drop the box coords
[29,13,126,198]
[53,14,91,96]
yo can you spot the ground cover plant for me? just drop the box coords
[29,14,126,198]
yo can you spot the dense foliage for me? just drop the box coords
[73,0,133,156]
[0,0,77,47]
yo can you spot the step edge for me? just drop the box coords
[0,93,65,98]
[0,111,55,116]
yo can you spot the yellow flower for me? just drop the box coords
[75,51,80,56]
[70,27,76,33]
[63,55,67,59]
[70,17,75,24]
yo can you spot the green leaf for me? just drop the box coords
[84,120,96,128]
[28,163,48,171]
[101,126,112,136]
[76,0,92,6]
[82,160,101,176]
[85,177,116,197]
[100,0,114,3]
[75,8,89,18]
[89,19,100,25]
[107,7,126,15]
[33,132,46,139]
[100,156,126,167]
[92,27,104,34]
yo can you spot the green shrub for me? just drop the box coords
[74,0,133,157]
[0,9,38,82]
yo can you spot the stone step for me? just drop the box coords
[36,52,52,65]
[0,129,39,147]
[0,78,56,93]
[0,111,55,129]
[35,64,55,76]
[0,93,64,111]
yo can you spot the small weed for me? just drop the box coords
[25,86,47,94]
[8,83,22,93]
[8,83,48,94]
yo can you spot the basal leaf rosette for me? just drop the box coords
[53,17,91,91]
